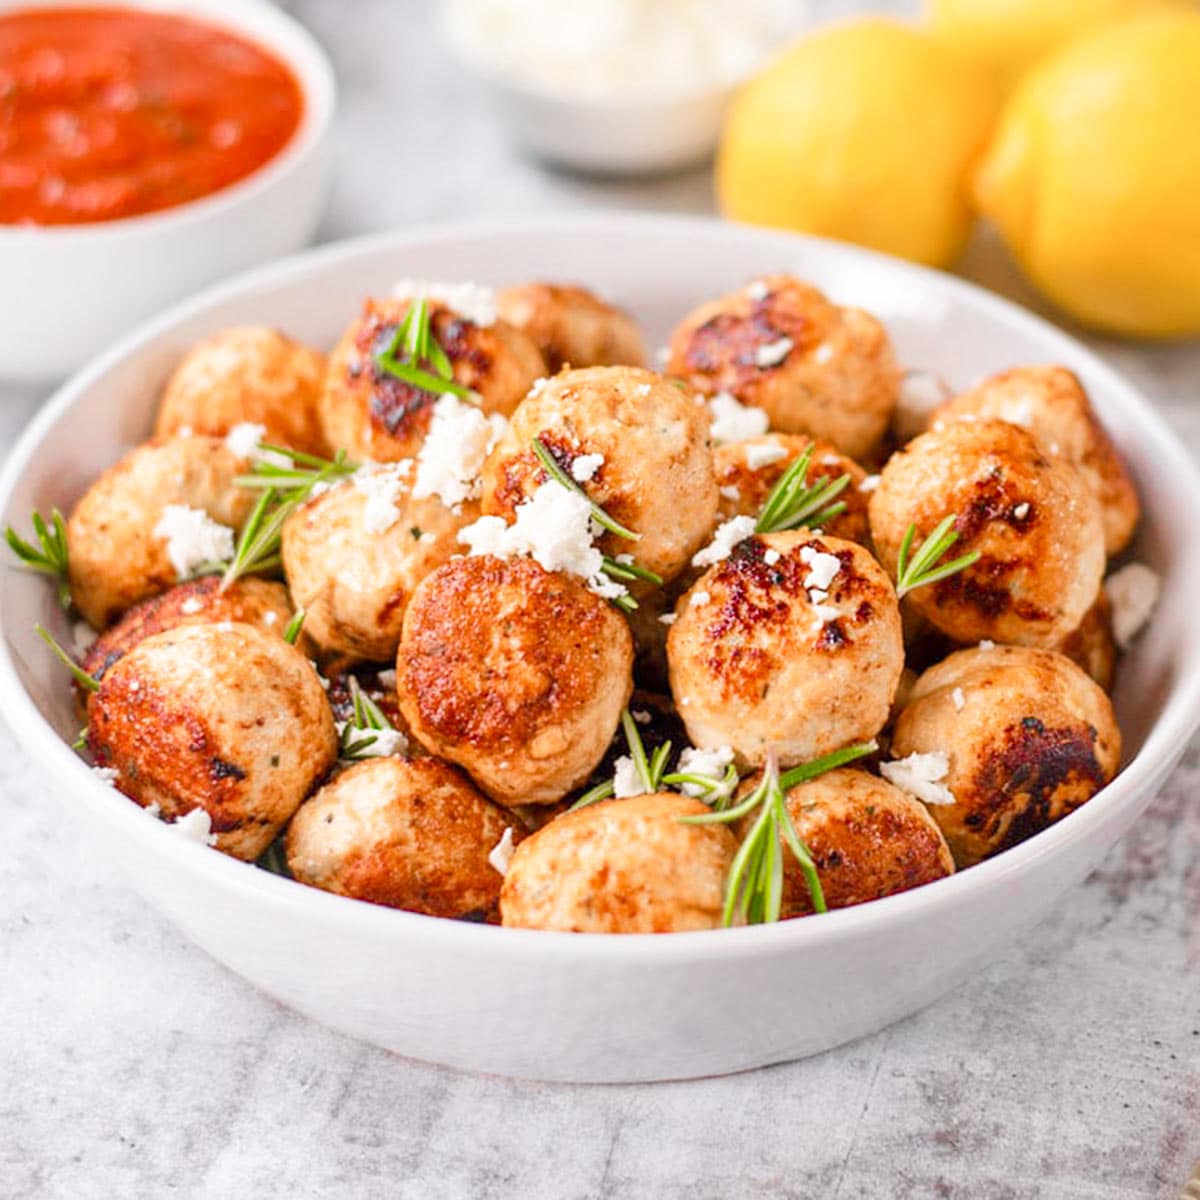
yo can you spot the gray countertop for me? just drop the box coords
[2,3,1199,1197]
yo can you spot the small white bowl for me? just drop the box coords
[2,215,1198,1083]
[0,0,336,383]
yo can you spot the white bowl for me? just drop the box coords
[0,0,336,383]
[2,215,1198,1083]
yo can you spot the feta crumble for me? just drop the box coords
[719,484,741,502]
[813,341,835,365]
[153,505,235,579]
[978,640,996,651]
[376,668,398,690]
[659,613,678,626]
[880,751,956,806]
[692,515,756,568]
[999,395,1035,429]
[413,394,507,508]
[800,545,841,592]
[354,463,411,534]
[91,766,118,785]
[951,687,966,712]
[763,549,781,567]
[858,474,881,494]
[635,383,652,397]
[676,745,735,798]
[570,452,604,483]
[1105,562,1160,650]
[393,279,496,327]
[690,589,711,607]
[170,807,219,846]
[488,827,516,876]
[222,422,292,468]
[612,755,646,799]
[707,391,769,444]
[746,280,769,302]
[744,442,788,471]
[351,727,409,758]
[1012,502,1030,520]
[179,597,204,615]
[754,337,793,368]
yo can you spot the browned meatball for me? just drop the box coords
[81,576,299,683]
[286,757,516,920]
[66,436,255,629]
[933,366,1138,556]
[319,298,544,462]
[890,645,1121,867]
[154,326,328,456]
[713,433,872,546]
[1052,592,1117,692]
[666,274,900,460]
[480,365,718,586]
[88,623,337,861]
[500,792,737,932]
[869,420,1105,648]
[666,531,903,769]
[398,556,634,806]
[739,767,954,917]
[496,282,646,373]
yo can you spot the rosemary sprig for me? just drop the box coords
[755,445,851,534]
[894,515,981,598]
[661,763,740,805]
[282,609,306,646]
[35,623,98,693]
[530,437,640,542]
[234,445,357,497]
[374,295,473,400]
[569,709,671,811]
[680,741,876,926]
[6,508,71,608]
[339,676,404,760]
[219,487,287,590]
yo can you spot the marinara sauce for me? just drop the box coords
[0,7,304,225]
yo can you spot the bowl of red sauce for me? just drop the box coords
[0,1,335,381]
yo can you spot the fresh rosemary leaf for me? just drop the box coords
[530,438,640,542]
[894,515,981,598]
[35,623,98,693]
[282,609,306,646]
[6,507,71,608]
[755,445,853,534]
[374,296,473,400]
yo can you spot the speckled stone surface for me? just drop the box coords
[1,3,1199,1197]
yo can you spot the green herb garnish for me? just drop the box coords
[569,709,671,811]
[35,622,98,694]
[282,609,306,646]
[374,295,473,400]
[6,508,71,608]
[755,445,851,534]
[339,676,403,760]
[894,515,981,598]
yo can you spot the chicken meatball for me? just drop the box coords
[88,623,337,860]
[67,436,255,629]
[667,531,903,769]
[398,555,634,806]
[81,576,299,683]
[666,274,900,460]
[280,463,475,661]
[713,433,871,546]
[1053,593,1117,692]
[286,757,515,920]
[500,792,737,932]
[869,420,1105,648]
[496,282,646,373]
[933,366,1138,556]
[740,767,954,917]
[319,297,544,462]
[154,326,328,456]
[890,645,1121,867]
[480,366,718,585]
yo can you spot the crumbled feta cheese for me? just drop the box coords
[352,727,409,758]
[1012,502,1031,520]
[632,710,652,725]
[880,751,956,806]
[894,369,952,442]
[571,452,604,483]
[1105,562,1160,650]
[707,391,769,444]
[91,766,118,785]
[635,382,652,397]
[952,687,966,712]
[179,597,204,615]
[263,610,279,627]
[810,601,840,626]
[746,280,769,302]
[659,613,678,626]
[691,589,711,607]
[528,376,550,398]
[353,463,412,534]
[676,745,735,797]
[223,421,265,460]
[153,505,235,579]
[488,827,516,876]
[413,394,506,508]
[978,640,996,651]
[999,395,1035,429]
[858,474,881,493]
[692,515,756,568]
[762,549,781,567]
[812,341,835,365]
[393,279,496,326]
[614,553,635,565]
[170,807,218,846]
[754,337,793,368]
[800,545,841,591]
[744,442,788,471]
[376,668,397,690]
[72,621,97,656]
[176,425,193,438]
[612,755,646,799]
[719,484,741,502]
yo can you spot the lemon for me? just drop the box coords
[925,0,1188,94]
[717,19,998,269]
[974,10,1200,338]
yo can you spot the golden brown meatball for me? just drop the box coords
[933,366,1138,556]
[66,436,255,629]
[81,576,299,682]
[286,757,516,920]
[480,366,718,586]
[398,556,634,806]
[869,420,1105,648]
[1052,592,1117,692]
[319,298,544,462]
[740,767,954,917]
[713,433,871,546]
[88,623,337,861]
[667,531,903,769]
[890,645,1121,867]
[496,282,647,373]
[280,465,475,661]
[500,792,737,932]
[154,327,328,456]
[666,274,900,460]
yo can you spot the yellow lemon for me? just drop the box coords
[925,0,1189,94]
[974,10,1200,338]
[717,19,998,269]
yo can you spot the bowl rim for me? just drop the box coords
[2,211,1198,964]
[0,0,337,240]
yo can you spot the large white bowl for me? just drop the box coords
[2,216,1198,1083]
[0,0,336,383]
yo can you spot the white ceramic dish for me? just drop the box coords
[2,215,1198,1083]
[0,0,336,383]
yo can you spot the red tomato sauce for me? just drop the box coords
[0,7,304,226]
